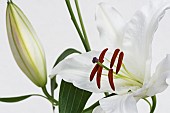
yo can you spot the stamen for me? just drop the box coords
[108,69,115,91]
[96,66,103,89]
[116,52,124,74]
[110,49,120,68]
[90,48,108,88]
[99,48,108,63]
[90,64,99,81]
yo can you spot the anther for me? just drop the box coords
[90,64,99,81]
[116,52,124,74]
[96,66,103,89]
[108,69,115,91]
[110,49,120,68]
[99,48,108,63]
[90,48,108,87]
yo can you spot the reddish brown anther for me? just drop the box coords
[90,64,99,81]
[90,48,108,88]
[99,48,108,63]
[108,69,115,91]
[110,49,120,68]
[96,66,103,89]
[116,52,124,74]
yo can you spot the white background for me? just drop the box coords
[0,0,170,113]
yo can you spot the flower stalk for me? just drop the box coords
[65,0,91,52]
[150,95,157,113]
[74,0,91,50]
[42,86,59,105]
[143,98,152,110]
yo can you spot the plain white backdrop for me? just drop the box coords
[0,0,170,113]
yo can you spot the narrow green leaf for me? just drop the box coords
[59,80,91,113]
[51,76,58,110]
[51,76,58,95]
[0,95,31,103]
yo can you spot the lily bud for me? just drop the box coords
[6,1,47,87]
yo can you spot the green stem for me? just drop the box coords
[82,101,99,113]
[42,86,59,105]
[32,94,48,100]
[74,0,91,51]
[150,95,157,113]
[65,0,91,52]
[32,94,58,106]
[143,98,152,110]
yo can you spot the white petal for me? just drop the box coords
[146,55,170,96]
[51,51,113,93]
[99,94,138,113]
[96,3,125,49]
[51,50,142,94]
[122,0,170,83]
[93,106,105,113]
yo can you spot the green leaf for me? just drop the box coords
[51,48,92,112]
[51,76,58,110]
[82,109,93,113]
[0,95,32,103]
[51,76,58,96]
[50,48,82,110]
[51,48,81,96]
[53,48,81,67]
[59,80,92,113]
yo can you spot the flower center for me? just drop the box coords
[90,48,143,91]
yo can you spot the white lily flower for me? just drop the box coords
[6,1,47,87]
[52,0,170,112]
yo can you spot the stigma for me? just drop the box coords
[90,48,124,91]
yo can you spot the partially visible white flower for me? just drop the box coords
[52,0,170,112]
[93,106,105,113]
[6,1,47,87]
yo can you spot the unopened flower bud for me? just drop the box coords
[6,1,47,87]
